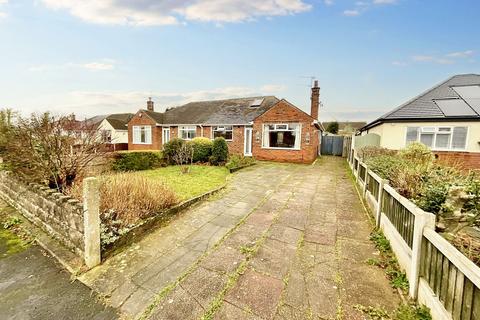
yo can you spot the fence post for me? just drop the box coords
[409,210,436,299]
[363,166,368,197]
[375,179,386,228]
[83,177,101,269]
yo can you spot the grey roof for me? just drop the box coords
[362,74,480,130]
[86,113,134,130]
[142,96,280,125]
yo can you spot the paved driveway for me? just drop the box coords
[81,157,401,320]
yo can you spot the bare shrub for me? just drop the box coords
[67,173,179,226]
[172,143,194,174]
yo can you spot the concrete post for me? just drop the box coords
[409,210,436,299]
[363,166,369,197]
[83,177,101,268]
[375,179,386,228]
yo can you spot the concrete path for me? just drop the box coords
[79,162,301,318]
[143,157,401,320]
[0,213,118,320]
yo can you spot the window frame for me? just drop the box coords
[132,125,152,145]
[261,123,302,150]
[212,125,233,141]
[404,126,468,151]
[179,125,197,140]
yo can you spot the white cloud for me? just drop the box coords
[343,9,360,16]
[29,59,117,72]
[324,0,334,6]
[82,61,115,71]
[373,0,397,4]
[446,50,475,58]
[0,11,6,19]
[260,84,287,94]
[392,61,408,67]
[14,85,286,118]
[412,55,453,65]
[41,0,311,26]
[410,50,475,65]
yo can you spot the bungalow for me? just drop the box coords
[87,113,134,151]
[127,82,323,163]
[360,74,480,168]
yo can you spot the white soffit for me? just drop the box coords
[434,98,478,116]
[451,85,480,114]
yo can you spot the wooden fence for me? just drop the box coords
[349,151,480,320]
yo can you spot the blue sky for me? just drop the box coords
[0,0,479,121]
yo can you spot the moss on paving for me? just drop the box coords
[0,227,29,258]
[139,165,229,200]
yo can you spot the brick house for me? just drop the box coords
[359,74,480,169]
[127,82,323,163]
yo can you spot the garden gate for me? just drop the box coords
[321,135,344,156]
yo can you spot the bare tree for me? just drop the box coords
[1,111,106,190]
[172,143,194,174]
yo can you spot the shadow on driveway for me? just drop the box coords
[0,239,118,320]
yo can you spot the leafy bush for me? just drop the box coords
[210,137,229,165]
[226,155,255,170]
[399,142,433,167]
[365,155,403,179]
[358,146,396,162]
[111,152,163,171]
[163,138,185,164]
[188,137,213,163]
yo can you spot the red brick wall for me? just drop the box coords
[433,151,480,170]
[252,100,319,163]
[128,111,162,151]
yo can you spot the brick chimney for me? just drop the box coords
[310,80,320,120]
[147,97,154,111]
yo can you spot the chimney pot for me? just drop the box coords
[147,98,154,112]
[310,81,320,120]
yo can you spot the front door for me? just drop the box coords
[244,127,253,156]
[162,127,170,145]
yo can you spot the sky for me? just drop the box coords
[0,0,479,122]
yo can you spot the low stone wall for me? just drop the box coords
[0,172,85,257]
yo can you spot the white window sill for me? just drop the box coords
[133,142,152,145]
[261,147,301,151]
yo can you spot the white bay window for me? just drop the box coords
[262,123,301,149]
[406,126,468,150]
[132,126,152,144]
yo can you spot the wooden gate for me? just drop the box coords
[321,135,344,156]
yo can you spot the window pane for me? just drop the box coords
[275,124,288,130]
[452,127,468,149]
[435,134,450,149]
[141,127,146,143]
[438,127,451,132]
[420,133,434,147]
[269,131,296,148]
[406,127,419,144]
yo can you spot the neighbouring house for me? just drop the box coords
[87,113,134,151]
[322,121,367,135]
[127,83,323,163]
[359,74,480,168]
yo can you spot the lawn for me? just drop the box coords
[139,165,229,201]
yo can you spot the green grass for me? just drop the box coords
[139,165,229,201]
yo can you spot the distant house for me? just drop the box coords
[322,121,367,135]
[360,74,480,168]
[127,83,323,163]
[87,113,134,150]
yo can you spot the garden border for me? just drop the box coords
[101,183,227,260]
[348,147,480,320]
[228,162,256,173]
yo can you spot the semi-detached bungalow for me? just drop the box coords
[359,74,480,168]
[127,82,323,163]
